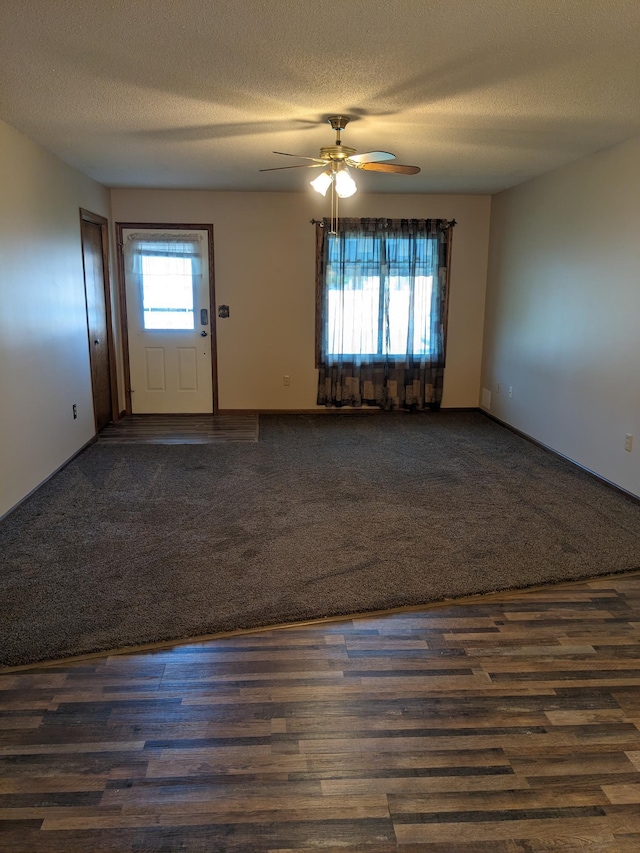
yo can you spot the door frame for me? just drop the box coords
[115,222,219,415]
[79,208,120,427]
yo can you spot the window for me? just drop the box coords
[324,231,435,360]
[125,235,203,331]
[141,252,195,330]
[317,218,450,365]
[315,218,454,410]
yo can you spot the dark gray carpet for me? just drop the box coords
[2,412,640,667]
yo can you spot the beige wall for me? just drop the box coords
[0,120,112,517]
[3,110,635,519]
[481,134,640,497]
[110,190,491,410]
[0,128,490,516]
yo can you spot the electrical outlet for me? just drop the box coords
[72,404,77,420]
[508,386,513,398]
[283,375,290,386]
[625,434,633,452]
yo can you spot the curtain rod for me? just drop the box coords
[310,218,457,228]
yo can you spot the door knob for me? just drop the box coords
[200,330,208,337]
[94,339,100,345]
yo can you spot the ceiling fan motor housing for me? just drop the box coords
[319,145,356,161]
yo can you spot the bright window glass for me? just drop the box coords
[325,235,434,359]
[141,255,195,330]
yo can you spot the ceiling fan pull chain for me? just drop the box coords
[330,160,339,234]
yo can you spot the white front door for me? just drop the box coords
[123,228,214,413]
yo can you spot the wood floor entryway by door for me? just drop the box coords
[97,414,258,444]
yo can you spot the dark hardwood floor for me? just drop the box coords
[1,572,640,851]
[98,414,258,444]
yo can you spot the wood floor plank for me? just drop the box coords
[393,816,621,844]
[1,571,640,850]
[98,414,258,445]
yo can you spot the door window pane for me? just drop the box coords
[141,255,195,330]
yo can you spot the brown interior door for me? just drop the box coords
[80,213,114,431]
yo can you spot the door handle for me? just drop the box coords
[94,339,100,345]
[200,330,208,337]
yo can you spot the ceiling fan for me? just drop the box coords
[259,115,420,201]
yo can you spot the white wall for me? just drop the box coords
[0,120,112,517]
[481,135,640,497]
[110,190,491,410]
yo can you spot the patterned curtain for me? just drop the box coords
[316,217,454,410]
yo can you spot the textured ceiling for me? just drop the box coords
[1,0,639,194]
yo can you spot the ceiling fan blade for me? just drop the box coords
[272,151,326,163]
[355,162,421,175]
[347,151,395,164]
[259,163,327,172]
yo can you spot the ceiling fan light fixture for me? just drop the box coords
[310,170,332,196]
[335,167,357,198]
